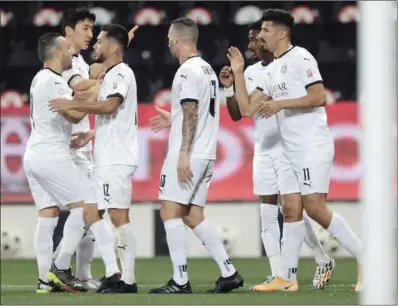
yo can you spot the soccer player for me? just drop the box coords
[223,20,335,290]
[49,24,139,294]
[147,17,243,294]
[23,33,89,293]
[49,7,100,291]
[233,9,363,292]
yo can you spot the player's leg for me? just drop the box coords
[149,157,193,294]
[24,161,65,293]
[105,165,138,293]
[253,154,282,281]
[297,146,363,291]
[253,155,303,292]
[183,160,243,294]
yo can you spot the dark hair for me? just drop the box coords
[248,19,263,32]
[37,32,62,63]
[170,17,198,41]
[262,9,294,34]
[101,24,129,51]
[61,7,96,35]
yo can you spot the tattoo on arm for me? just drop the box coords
[180,101,198,153]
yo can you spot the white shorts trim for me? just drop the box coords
[158,157,214,207]
[95,165,136,210]
[23,157,85,210]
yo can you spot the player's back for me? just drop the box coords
[169,56,219,160]
[62,54,92,152]
[95,62,138,167]
[25,68,74,159]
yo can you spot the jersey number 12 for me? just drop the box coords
[209,80,216,117]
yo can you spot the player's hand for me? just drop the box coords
[74,82,101,102]
[219,66,234,88]
[49,98,74,112]
[128,25,139,47]
[227,47,245,74]
[69,131,93,150]
[149,106,171,132]
[177,151,193,184]
[257,100,282,118]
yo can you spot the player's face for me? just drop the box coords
[258,21,279,52]
[93,31,109,63]
[248,30,262,57]
[56,37,73,70]
[70,18,94,51]
[168,26,178,58]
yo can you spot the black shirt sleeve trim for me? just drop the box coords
[255,87,264,92]
[305,80,323,90]
[180,98,199,105]
[67,74,81,87]
[107,93,124,104]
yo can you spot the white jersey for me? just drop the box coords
[256,46,334,153]
[244,61,281,155]
[62,54,92,152]
[168,55,219,160]
[25,68,74,159]
[95,62,139,167]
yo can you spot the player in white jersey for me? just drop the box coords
[147,17,243,295]
[223,21,335,290]
[23,33,90,293]
[230,9,362,292]
[46,8,100,291]
[49,24,138,294]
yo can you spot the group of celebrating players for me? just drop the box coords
[23,6,363,295]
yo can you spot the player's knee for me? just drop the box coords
[281,200,303,223]
[38,206,59,218]
[260,195,279,204]
[160,201,182,221]
[83,204,101,225]
[108,209,129,227]
[182,214,204,229]
[302,193,327,219]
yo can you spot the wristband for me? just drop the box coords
[224,86,235,98]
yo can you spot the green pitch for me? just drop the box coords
[1,258,358,305]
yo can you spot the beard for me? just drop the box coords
[92,51,105,63]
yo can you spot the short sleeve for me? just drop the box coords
[62,67,82,88]
[251,68,271,97]
[296,54,323,89]
[104,72,129,103]
[244,67,256,95]
[177,68,199,104]
[51,79,74,98]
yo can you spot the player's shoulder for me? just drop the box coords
[179,56,213,76]
[291,46,317,63]
[106,62,135,80]
[35,69,67,87]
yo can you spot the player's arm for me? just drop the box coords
[69,75,98,91]
[180,100,198,154]
[277,83,326,110]
[276,56,326,110]
[60,108,86,124]
[219,66,242,121]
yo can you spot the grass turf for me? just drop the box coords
[1,257,358,305]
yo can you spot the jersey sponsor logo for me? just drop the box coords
[269,83,289,98]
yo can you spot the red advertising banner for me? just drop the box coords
[0,102,360,203]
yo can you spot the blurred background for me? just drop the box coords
[0,1,372,259]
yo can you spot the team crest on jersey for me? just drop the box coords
[113,82,117,89]
[178,84,182,92]
[59,88,64,95]
[281,65,287,74]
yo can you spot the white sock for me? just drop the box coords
[90,219,120,277]
[303,212,330,263]
[35,217,58,282]
[55,208,85,270]
[193,219,236,278]
[260,204,281,277]
[164,218,188,285]
[75,228,95,280]
[327,213,363,264]
[281,220,305,281]
[117,223,136,285]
